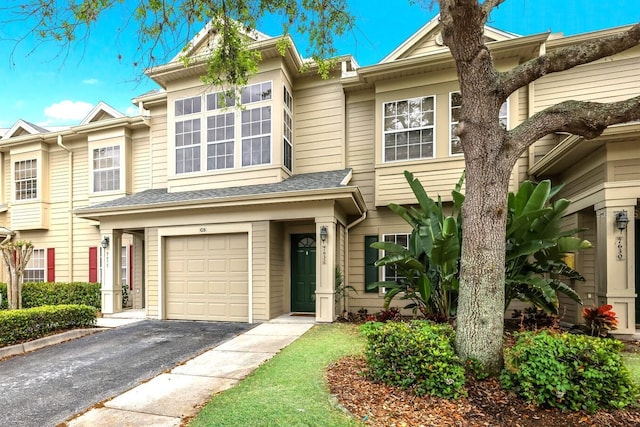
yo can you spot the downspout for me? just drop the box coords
[57,135,73,279]
[344,210,367,313]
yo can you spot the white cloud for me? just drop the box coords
[44,100,94,123]
[82,78,99,85]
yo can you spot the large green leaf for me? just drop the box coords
[522,180,551,214]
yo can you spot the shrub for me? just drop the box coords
[0,283,6,309]
[501,330,638,412]
[0,304,97,347]
[583,304,618,337]
[361,320,466,398]
[21,282,101,309]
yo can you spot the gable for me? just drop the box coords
[1,119,50,140]
[80,101,124,125]
[381,14,519,63]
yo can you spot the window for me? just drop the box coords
[283,86,293,171]
[206,113,235,170]
[121,245,129,290]
[175,118,201,173]
[241,106,271,166]
[15,159,37,200]
[93,146,120,192]
[381,233,410,283]
[449,92,508,155]
[173,82,275,174]
[383,96,434,162]
[241,82,272,104]
[24,249,45,282]
[175,96,201,116]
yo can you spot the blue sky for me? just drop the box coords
[0,0,638,129]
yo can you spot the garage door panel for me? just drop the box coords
[166,233,249,322]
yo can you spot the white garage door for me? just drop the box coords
[165,233,249,322]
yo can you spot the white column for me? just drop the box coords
[315,216,337,322]
[594,201,636,333]
[101,230,123,314]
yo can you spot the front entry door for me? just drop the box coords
[291,234,316,312]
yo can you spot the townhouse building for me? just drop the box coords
[1,16,638,332]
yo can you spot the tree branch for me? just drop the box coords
[500,22,640,97]
[480,0,507,17]
[508,96,640,155]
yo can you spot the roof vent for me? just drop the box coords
[435,33,445,46]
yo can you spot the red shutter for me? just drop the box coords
[89,247,98,282]
[47,248,55,282]
[129,245,134,290]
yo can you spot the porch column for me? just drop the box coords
[101,230,123,314]
[594,201,637,333]
[315,216,337,322]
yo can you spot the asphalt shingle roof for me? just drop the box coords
[82,168,353,211]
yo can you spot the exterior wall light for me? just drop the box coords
[320,226,328,243]
[615,211,629,231]
[101,236,110,249]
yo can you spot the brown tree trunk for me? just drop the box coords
[455,156,511,374]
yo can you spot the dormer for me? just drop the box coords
[81,101,125,125]
[2,120,50,140]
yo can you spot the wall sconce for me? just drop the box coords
[320,226,328,243]
[615,211,629,231]
[101,236,110,249]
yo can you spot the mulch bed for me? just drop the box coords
[327,354,640,427]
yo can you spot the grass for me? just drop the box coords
[622,352,640,384]
[189,323,366,427]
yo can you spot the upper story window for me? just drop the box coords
[383,96,435,162]
[283,86,293,171]
[449,92,508,155]
[93,146,121,192]
[24,248,45,282]
[174,82,273,175]
[175,96,201,116]
[15,159,37,200]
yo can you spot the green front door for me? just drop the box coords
[291,234,316,312]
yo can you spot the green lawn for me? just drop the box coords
[622,352,640,384]
[189,323,366,427]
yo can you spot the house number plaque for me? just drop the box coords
[616,236,624,261]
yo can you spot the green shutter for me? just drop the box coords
[364,235,379,293]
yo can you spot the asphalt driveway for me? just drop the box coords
[0,320,254,426]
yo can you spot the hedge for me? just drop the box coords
[0,282,101,310]
[0,304,97,347]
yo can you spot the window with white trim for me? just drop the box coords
[174,82,274,174]
[241,106,271,166]
[121,245,129,288]
[93,146,121,192]
[15,159,37,200]
[383,96,435,162]
[381,233,410,283]
[24,248,45,282]
[283,86,293,171]
[449,92,508,155]
[175,118,201,173]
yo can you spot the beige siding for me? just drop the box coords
[150,106,168,189]
[146,227,159,317]
[294,80,345,173]
[612,159,640,182]
[557,160,606,201]
[346,98,376,209]
[375,160,465,206]
[269,222,285,318]
[132,128,151,192]
[533,55,640,112]
[252,221,268,321]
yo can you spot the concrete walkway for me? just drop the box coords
[67,313,315,427]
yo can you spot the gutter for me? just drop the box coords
[344,210,368,314]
